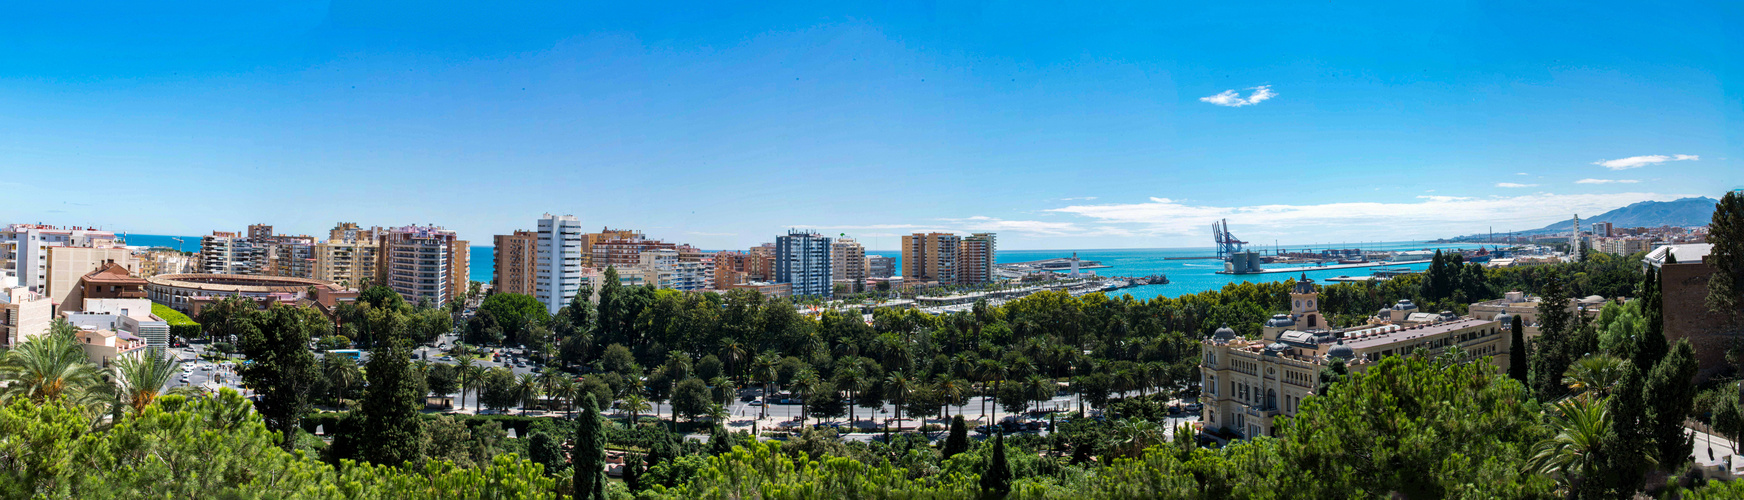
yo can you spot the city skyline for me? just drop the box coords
[3,2,1738,250]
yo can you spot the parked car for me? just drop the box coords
[1184,403,1203,412]
[748,400,763,406]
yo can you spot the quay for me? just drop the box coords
[1216,259,1430,275]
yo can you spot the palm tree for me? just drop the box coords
[621,393,651,428]
[884,370,911,431]
[516,373,541,415]
[462,364,485,412]
[936,377,966,420]
[455,355,477,410]
[1562,354,1628,398]
[1110,419,1165,459]
[974,359,1006,423]
[0,319,107,405]
[705,402,730,432]
[1530,397,1622,494]
[752,351,779,421]
[323,353,362,409]
[834,365,867,424]
[536,367,564,407]
[110,350,178,415]
[792,369,820,426]
[554,376,579,416]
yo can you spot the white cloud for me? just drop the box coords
[1046,192,1694,239]
[1575,179,1640,184]
[1495,183,1537,188]
[1199,85,1276,107]
[1516,172,1530,176]
[1059,196,1099,201]
[1593,154,1699,170]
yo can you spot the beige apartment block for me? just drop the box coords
[1,286,52,347]
[831,237,867,287]
[314,239,380,288]
[901,232,960,285]
[493,231,537,296]
[46,247,137,309]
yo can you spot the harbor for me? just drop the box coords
[1216,259,1431,275]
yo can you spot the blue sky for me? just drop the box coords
[2,1,1738,250]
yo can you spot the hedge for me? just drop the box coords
[152,302,201,340]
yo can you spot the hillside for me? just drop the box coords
[1532,197,1719,232]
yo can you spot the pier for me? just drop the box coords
[1216,259,1430,275]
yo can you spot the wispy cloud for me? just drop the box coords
[1516,172,1530,176]
[1059,196,1099,201]
[1575,179,1640,184]
[1593,154,1699,170]
[1495,183,1537,188]
[1199,85,1276,107]
[1046,192,1694,239]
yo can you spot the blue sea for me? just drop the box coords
[133,236,1485,300]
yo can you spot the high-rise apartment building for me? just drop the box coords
[535,214,585,314]
[375,225,469,305]
[266,236,316,278]
[638,249,708,291]
[901,232,960,285]
[866,255,896,279]
[747,244,776,281]
[831,237,867,286]
[591,235,677,270]
[0,286,51,348]
[712,251,749,289]
[960,233,997,285]
[775,230,832,297]
[2,224,124,293]
[493,230,538,296]
[582,228,641,268]
[1592,222,1614,238]
[315,222,381,288]
[200,231,268,275]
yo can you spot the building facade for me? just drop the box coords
[375,225,469,305]
[775,230,832,297]
[830,238,867,289]
[493,230,538,296]
[866,255,896,279]
[591,236,677,270]
[901,232,959,285]
[1,224,124,294]
[0,286,51,348]
[314,238,379,288]
[1199,277,1507,439]
[46,247,138,308]
[960,233,997,285]
[535,214,585,314]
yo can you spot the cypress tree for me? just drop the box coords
[1706,191,1744,316]
[1532,275,1576,400]
[1598,365,1650,495]
[1637,265,1668,368]
[1646,340,1699,471]
[356,324,427,466]
[572,393,605,500]
[1508,314,1528,384]
[981,431,1011,495]
[943,415,969,460]
[623,453,643,493]
[710,428,731,456]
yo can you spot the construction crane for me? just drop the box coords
[171,237,185,253]
[1213,219,1247,260]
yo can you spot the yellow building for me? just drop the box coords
[1199,276,1508,439]
[314,239,379,288]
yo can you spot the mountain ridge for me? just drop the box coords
[1532,197,1719,232]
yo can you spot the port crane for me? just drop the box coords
[1213,219,1247,260]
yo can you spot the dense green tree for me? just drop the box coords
[527,431,566,476]
[355,313,427,466]
[426,362,461,400]
[478,292,548,344]
[573,393,606,500]
[980,431,1011,495]
[671,378,712,424]
[1597,365,1651,496]
[1708,191,1744,318]
[1647,339,1699,471]
[1509,314,1529,384]
[236,304,325,450]
[942,415,969,460]
[1532,275,1578,400]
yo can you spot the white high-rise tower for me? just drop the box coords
[535,214,584,314]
